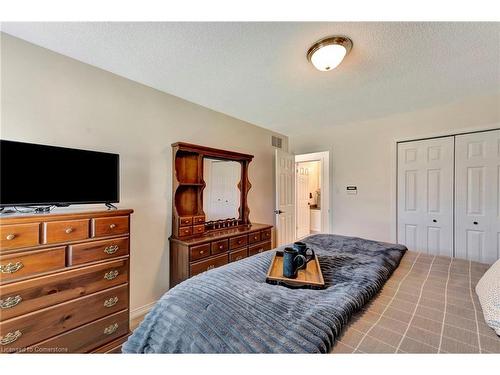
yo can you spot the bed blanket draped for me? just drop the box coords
[123,234,406,353]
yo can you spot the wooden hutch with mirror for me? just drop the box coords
[169,142,273,287]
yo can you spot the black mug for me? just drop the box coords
[282,247,306,279]
[293,242,315,264]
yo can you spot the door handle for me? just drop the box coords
[473,221,478,225]
[432,219,437,223]
[274,210,284,214]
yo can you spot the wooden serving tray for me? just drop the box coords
[265,250,325,289]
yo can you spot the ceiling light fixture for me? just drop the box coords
[307,36,353,71]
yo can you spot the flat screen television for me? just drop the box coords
[0,140,119,207]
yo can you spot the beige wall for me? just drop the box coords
[0,33,287,314]
[291,93,500,243]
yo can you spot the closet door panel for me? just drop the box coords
[455,129,500,263]
[397,137,454,256]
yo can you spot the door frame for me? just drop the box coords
[295,151,330,239]
[392,125,500,245]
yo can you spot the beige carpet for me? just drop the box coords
[331,251,499,353]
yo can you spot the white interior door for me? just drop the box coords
[296,165,310,239]
[397,137,454,256]
[455,130,500,264]
[275,149,295,246]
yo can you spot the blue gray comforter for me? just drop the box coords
[123,234,406,353]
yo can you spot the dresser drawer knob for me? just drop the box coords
[104,245,119,255]
[104,270,119,280]
[103,323,119,335]
[109,223,116,229]
[103,296,119,308]
[5,234,16,241]
[0,295,23,309]
[65,227,74,234]
[199,250,205,254]
[207,265,215,271]
[0,330,22,346]
[219,245,223,249]
[258,249,263,253]
[235,256,243,261]
[0,262,24,274]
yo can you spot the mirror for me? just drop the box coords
[203,158,241,221]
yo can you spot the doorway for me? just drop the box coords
[296,160,321,238]
[274,150,330,246]
[295,152,329,240]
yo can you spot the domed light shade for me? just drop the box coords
[307,36,353,71]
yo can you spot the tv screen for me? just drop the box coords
[0,140,119,207]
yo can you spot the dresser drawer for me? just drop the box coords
[92,216,129,238]
[248,231,261,244]
[193,224,205,235]
[229,247,248,262]
[42,219,89,244]
[193,215,205,225]
[0,247,66,283]
[211,239,228,255]
[67,237,129,266]
[0,259,128,320]
[189,243,210,262]
[178,216,192,227]
[248,241,272,257]
[0,223,40,251]
[178,226,192,237]
[0,284,128,352]
[261,229,272,242]
[190,254,228,277]
[26,309,129,354]
[229,235,248,250]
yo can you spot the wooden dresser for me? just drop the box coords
[169,142,274,287]
[170,223,273,287]
[0,208,133,353]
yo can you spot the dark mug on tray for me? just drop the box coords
[282,247,306,279]
[293,242,315,264]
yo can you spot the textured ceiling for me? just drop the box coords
[2,22,499,136]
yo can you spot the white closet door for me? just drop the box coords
[455,130,500,264]
[397,137,454,256]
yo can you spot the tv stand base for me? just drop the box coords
[105,203,118,210]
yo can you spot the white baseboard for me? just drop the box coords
[130,300,157,320]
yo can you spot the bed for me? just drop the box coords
[123,234,499,353]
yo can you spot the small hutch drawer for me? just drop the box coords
[190,254,228,277]
[178,227,193,237]
[0,223,40,251]
[178,216,193,227]
[193,215,205,225]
